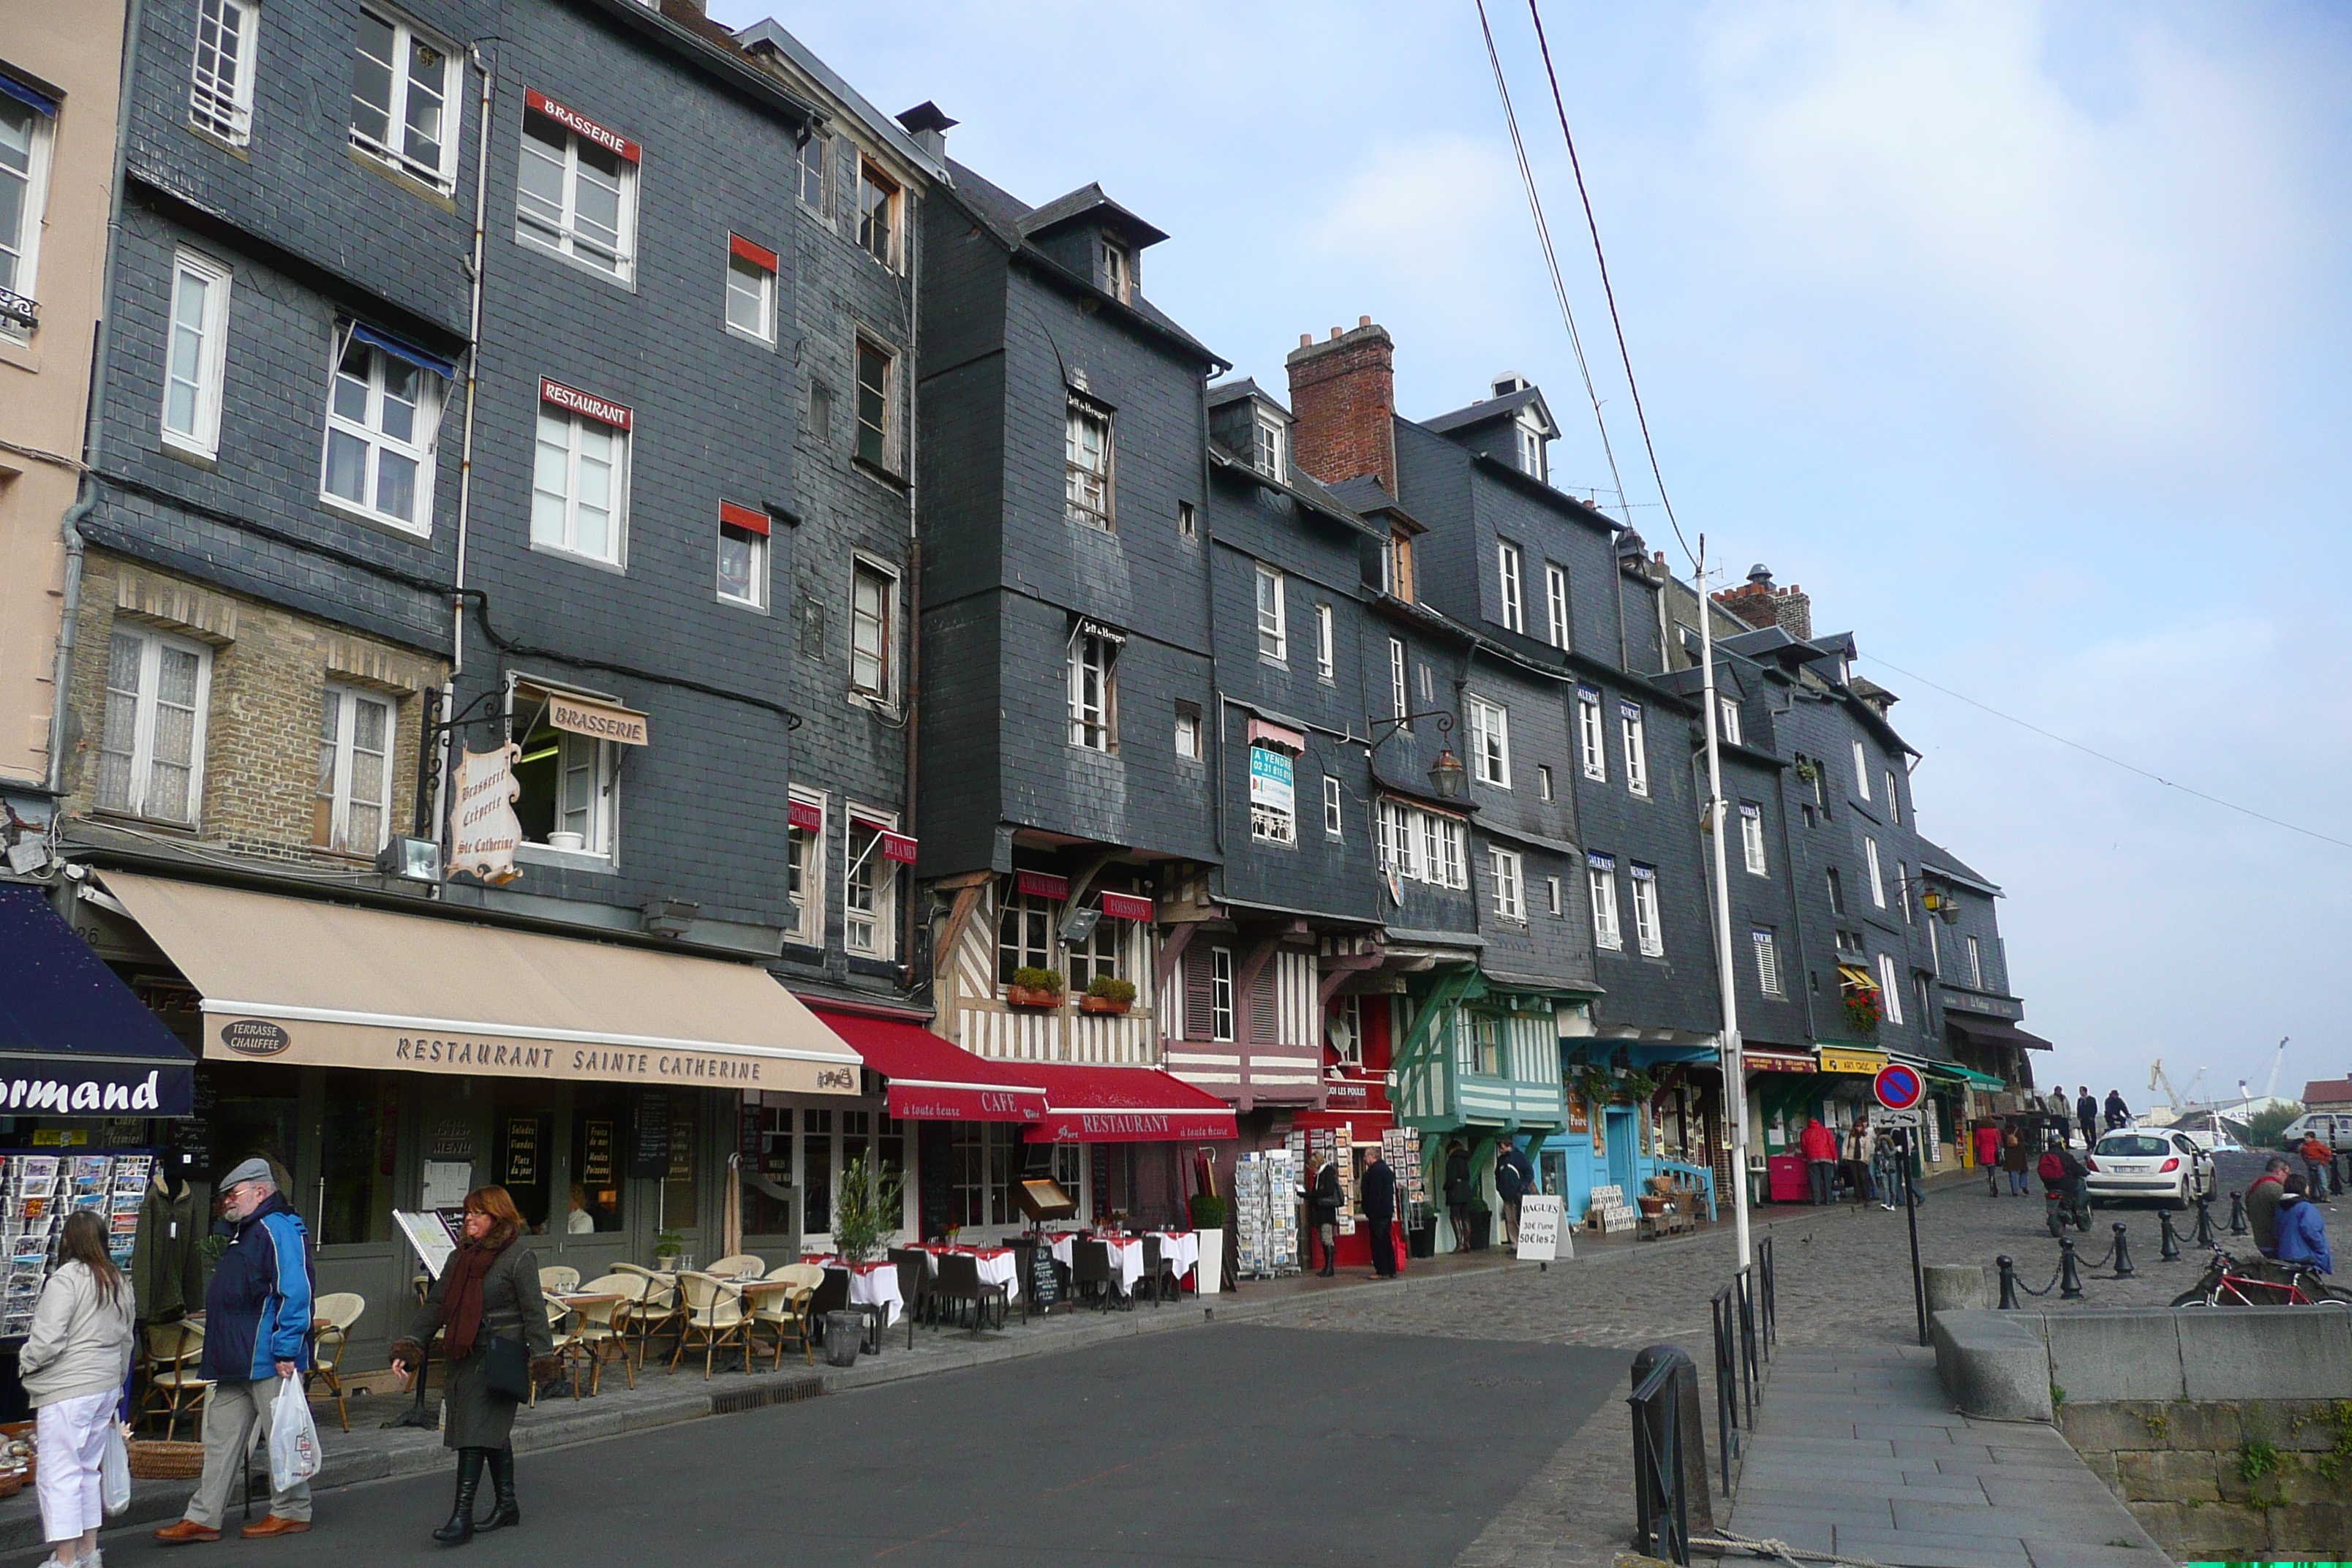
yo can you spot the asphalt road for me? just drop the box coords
[65,1325,1626,1568]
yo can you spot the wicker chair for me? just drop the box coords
[563,1275,635,1395]
[538,1265,581,1294]
[668,1271,747,1379]
[140,1319,211,1441]
[747,1270,815,1370]
[306,1292,366,1431]
[706,1254,765,1279]
[611,1262,680,1370]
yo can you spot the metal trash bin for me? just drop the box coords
[822,1311,863,1367]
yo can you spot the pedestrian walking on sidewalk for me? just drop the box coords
[1494,1138,1534,1245]
[1308,1158,1341,1276]
[2299,1134,2336,1205]
[1844,1121,1877,1205]
[1800,1118,1839,1206]
[2074,1088,2099,1150]
[2276,1176,2333,1275]
[388,1187,558,1547]
[2002,1126,2031,1196]
[154,1158,314,1546]
[1362,1152,1398,1278]
[1443,1141,1474,1252]
[1973,1122,2002,1194]
[23,1210,136,1568]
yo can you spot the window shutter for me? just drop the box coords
[1249,963,1278,1042]
[1183,946,1214,1041]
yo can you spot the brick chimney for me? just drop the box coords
[1285,317,1395,494]
[1711,563,1813,641]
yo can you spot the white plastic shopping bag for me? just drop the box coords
[100,1421,130,1517]
[267,1373,320,1490]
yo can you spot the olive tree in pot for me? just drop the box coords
[824,1151,905,1364]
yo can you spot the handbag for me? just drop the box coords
[482,1334,530,1401]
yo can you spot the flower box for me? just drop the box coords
[1079,994,1130,1015]
[1006,985,1063,1010]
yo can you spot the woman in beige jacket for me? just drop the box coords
[21,1210,137,1568]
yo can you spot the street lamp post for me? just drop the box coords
[1696,539,1754,1271]
[1367,712,1467,801]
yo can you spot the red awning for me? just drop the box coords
[1020,1063,1238,1144]
[810,1009,1044,1123]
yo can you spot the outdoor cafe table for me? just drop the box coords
[1146,1229,1199,1285]
[800,1256,905,1327]
[1043,1233,1146,1294]
[909,1243,1022,1302]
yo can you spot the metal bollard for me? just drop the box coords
[1997,1254,2020,1309]
[2198,1194,2219,1247]
[2225,1191,2245,1237]
[2159,1207,2182,1262]
[2059,1236,2084,1300]
[2111,1221,2133,1278]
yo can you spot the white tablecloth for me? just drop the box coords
[1147,1231,1199,1281]
[916,1246,1021,1303]
[1043,1234,1143,1294]
[802,1259,905,1327]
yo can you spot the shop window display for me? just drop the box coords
[319,1068,392,1245]
[802,1107,832,1237]
[568,1088,627,1233]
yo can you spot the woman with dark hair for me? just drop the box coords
[22,1210,137,1567]
[388,1187,557,1546]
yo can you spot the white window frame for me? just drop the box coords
[1927,913,1941,976]
[1496,542,1525,633]
[843,806,900,960]
[1853,739,1871,800]
[1174,704,1202,761]
[851,559,896,701]
[1538,764,1553,802]
[1588,859,1622,951]
[0,91,51,340]
[1965,935,1983,990]
[996,889,1054,984]
[1516,418,1547,480]
[1895,860,1911,923]
[1885,770,1900,822]
[1619,702,1649,796]
[725,241,777,345]
[717,513,769,611]
[1753,928,1782,995]
[1064,396,1113,529]
[348,7,459,194]
[95,627,213,826]
[1719,696,1743,747]
[794,130,828,214]
[1740,802,1767,875]
[1102,237,1132,303]
[527,729,617,858]
[1253,411,1284,477]
[516,105,638,282]
[1467,696,1510,788]
[1322,774,1342,838]
[189,0,260,146]
[1388,638,1409,728]
[1545,875,1562,916]
[1865,836,1886,908]
[1877,953,1904,1025]
[319,333,441,534]
[1256,564,1286,663]
[1489,846,1524,921]
[1068,630,1117,750]
[784,787,826,946]
[1544,563,1569,649]
[315,682,395,855]
[530,400,629,566]
[1576,688,1606,782]
[1630,864,1663,957]
[1313,603,1334,682]
[160,249,232,458]
[1210,946,1235,1042]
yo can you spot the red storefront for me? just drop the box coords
[1294,995,1409,1272]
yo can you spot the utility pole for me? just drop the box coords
[1696,538,1753,1269]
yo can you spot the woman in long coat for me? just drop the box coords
[389,1186,557,1546]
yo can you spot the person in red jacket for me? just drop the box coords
[1801,1119,1841,1206]
[1973,1123,2004,1195]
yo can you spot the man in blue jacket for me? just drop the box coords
[1494,1137,1536,1246]
[155,1158,314,1544]
[2276,1175,2334,1277]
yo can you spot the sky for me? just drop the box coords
[710,0,2352,1110]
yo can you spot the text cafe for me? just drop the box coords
[69,870,865,1373]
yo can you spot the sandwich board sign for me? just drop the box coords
[1516,1194,1569,1264]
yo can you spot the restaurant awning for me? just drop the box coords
[1927,1061,2008,1091]
[0,886,195,1115]
[810,1008,1044,1123]
[1946,1016,2055,1052]
[100,872,862,1095]
[1018,1063,1238,1144]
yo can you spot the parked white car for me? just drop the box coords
[2085,1130,2212,1208]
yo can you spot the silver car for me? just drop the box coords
[2086,1130,2212,1209]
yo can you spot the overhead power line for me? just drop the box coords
[1860,652,2352,853]
[1471,0,1629,516]
[1523,0,1696,573]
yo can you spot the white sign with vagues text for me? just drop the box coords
[448,742,523,884]
[1870,1107,1925,1128]
[1515,1194,1569,1262]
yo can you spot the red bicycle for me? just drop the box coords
[2170,1248,2350,1308]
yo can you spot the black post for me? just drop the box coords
[385,1337,435,1429]
[2225,1191,2245,1237]
[2159,1206,2182,1262]
[1997,1254,2020,1309]
[1902,1128,1927,1347]
[2111,1221,2133,1278]
[2059,1236,2084,1300]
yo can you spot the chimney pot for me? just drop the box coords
[1285,315,1398,494]
[1299,333,1313,348]
[1358,314,1371,328]
[1330,328,1342,340]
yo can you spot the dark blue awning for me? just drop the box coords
[347,322,457,380]
[0,886,195,1116]
[0,72,60,118]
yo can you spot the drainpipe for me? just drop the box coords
[899,192,922,991]
[429,42,497,872]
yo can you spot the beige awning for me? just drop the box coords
[101,872,862,1095]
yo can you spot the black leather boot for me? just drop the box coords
[432,1449,484,1545]
[478,1447,520,1532]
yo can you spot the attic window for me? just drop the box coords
[1387,530,1415,603]
[1254,412,1285,478]
[1102,238,1132,303]
[1515,418,1547,483]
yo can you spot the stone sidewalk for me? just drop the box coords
[1717,1344,2173,1568]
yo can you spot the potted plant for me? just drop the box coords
[832,1150,904,1267]
[1187,1194,1226,1295]
[1006,967,1066,1009]
[652,1229,689,1273]
[1844,987,1882,1036]
[1080,976,1137,1014]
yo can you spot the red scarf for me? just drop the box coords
[438,1240,506,1360]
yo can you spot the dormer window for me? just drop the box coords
[1515,417,1547,482]
[1102,238,1132,303]
[1387,530,1415,603]
[1254,411,1285,478]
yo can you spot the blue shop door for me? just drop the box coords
[1604,1107,1637,1195]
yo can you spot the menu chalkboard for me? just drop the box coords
[502,1116,540,1186]
[630,1092,671,1178]
[581,1120,614,1187]
[1027,1242,1061,1311]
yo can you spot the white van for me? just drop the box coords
[2277,1111,2347,1150]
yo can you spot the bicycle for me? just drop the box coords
[2169,1248,2351,1308]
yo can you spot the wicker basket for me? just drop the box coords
[129,1440,208,1480]
[0,1469,22,1499]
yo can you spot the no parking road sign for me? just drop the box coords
[1873,1062,1926,1112]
